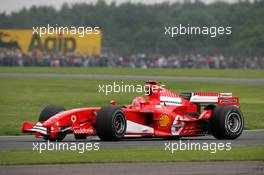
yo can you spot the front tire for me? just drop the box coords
[96,106,126,141]
[211,106,244,139]
[39,105,66,141]
[39,105,65,122]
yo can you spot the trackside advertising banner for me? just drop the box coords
[0,29,101,55]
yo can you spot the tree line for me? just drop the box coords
[0,0,264,55]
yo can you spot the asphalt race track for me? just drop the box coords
[1,161,263,175]
[0,130,263,151]
[0,130,263,175]
[0,72,264,84]
[0,131,263,175]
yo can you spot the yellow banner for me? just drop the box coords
[0,29,101,55]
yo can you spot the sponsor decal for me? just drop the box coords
[0,29,101,55]
[158,113,170,128]
[171,115,184,135]
[74,128,94,134]
[219,93,233,97]
[160,96,182,106]
[190,96,218,103]
[71,115,77,123]
[220,99,238,103]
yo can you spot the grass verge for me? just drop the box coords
[0,77,263,135]
[0,146,263,165]
[0,67,264,78]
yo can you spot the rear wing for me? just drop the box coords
[189,92,239,106]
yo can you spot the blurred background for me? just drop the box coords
[0,0,263,69]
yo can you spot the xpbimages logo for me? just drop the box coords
[98,82,166,95]
[32,24,100,37]
[164,140,232,154]
[32,141,100,153]
[164,24,232,38]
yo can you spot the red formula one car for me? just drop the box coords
[22,81,244,141]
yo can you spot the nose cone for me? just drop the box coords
[42,112,63,127]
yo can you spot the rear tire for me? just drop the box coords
[38,105,66,141]
[211,106,244,139]
[96,106,126,141]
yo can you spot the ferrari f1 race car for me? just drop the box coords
[22,81,244,141]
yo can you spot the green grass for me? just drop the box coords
[0,77,263,135]
[0,67,264,78]
[0,146,263,165]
